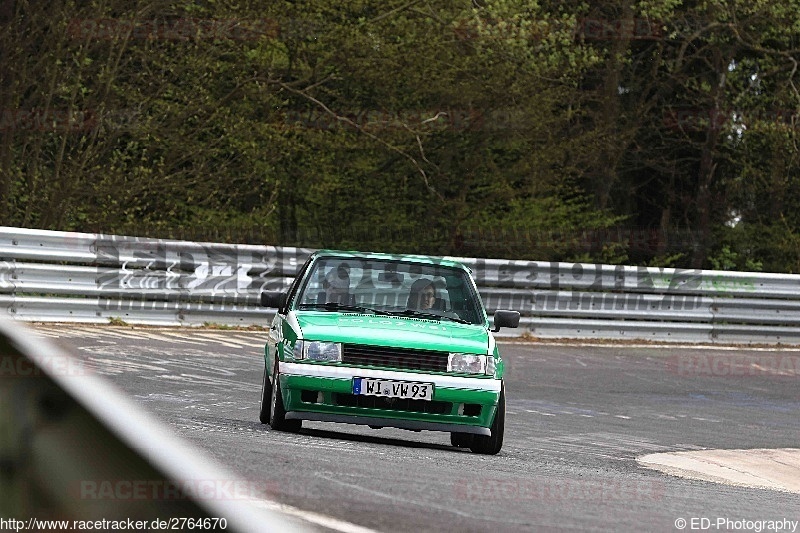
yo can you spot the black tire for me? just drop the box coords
[450,432,474,448]
[258,364,271,424]
[469,385,505,455]
[269,361,302,432]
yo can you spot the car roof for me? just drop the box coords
[312,249,470,271]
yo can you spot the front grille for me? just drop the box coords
[333,393,450,414]
[342,344,449,372]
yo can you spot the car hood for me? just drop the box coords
[292,311,489,354]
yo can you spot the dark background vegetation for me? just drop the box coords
[2,1,800,272]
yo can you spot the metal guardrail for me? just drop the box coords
[2,226,800,343]
[0,317,302,530]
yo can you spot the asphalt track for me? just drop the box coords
[33,325,800,532]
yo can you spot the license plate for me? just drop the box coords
[353,378,434,401]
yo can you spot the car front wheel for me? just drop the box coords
[269,361,302,432]
[469,385,505,455]
[258,365,271,424]
[450,432,474,448]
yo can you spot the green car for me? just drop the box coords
[259,250,520,454]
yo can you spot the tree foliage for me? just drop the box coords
[1,0,800,271]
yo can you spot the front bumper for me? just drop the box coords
[279,362,500,434]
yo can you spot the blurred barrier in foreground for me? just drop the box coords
[0,317,304,530]
[1,226,799,344]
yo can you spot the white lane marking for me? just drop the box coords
[32,329,64,338]
[137,331,208,345]
[195,335,265,348]
[190,332,255,349]
[250,500,379,533]
[68,328,164,341]
[534,433,685,461]
[84,357,167,373]
[31,325,266,348]
[33,326,104,338]
[98,329,209,345]
[690,416,721,422]
[116,329,230,346]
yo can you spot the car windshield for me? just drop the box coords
[294,257,485,325]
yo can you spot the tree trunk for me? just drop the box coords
[691,49,726,268]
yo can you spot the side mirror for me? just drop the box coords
[261,291,287,310]
[491,310,520,332]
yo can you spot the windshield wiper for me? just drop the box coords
[297,303,391,315]
[391,309,471,324]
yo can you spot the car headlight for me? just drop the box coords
[293,340,342,362]
[448,353,487,374]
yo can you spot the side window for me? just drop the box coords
[284,254,314,311]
